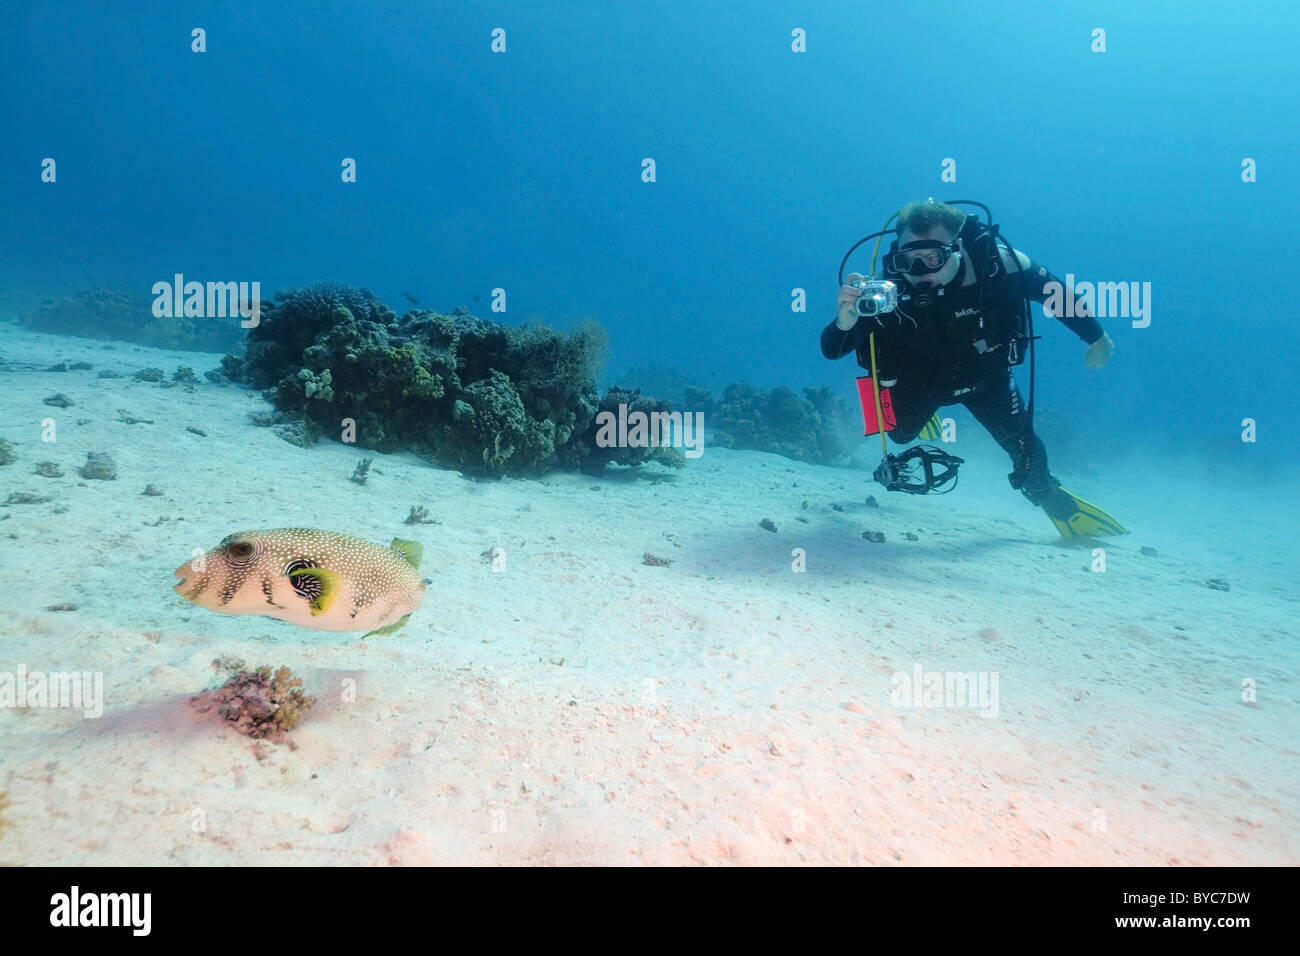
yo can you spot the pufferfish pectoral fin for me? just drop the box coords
[389,538,423,568]
[289,566,344,615]
[363,613,412,639]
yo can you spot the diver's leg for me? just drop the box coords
[962,368,1057,502]
[963,367,1125,533]
[884,364,946,445]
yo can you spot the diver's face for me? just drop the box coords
[897,226,961,286]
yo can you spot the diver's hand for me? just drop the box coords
[1084,332,1114,369]
[836,273,866,329]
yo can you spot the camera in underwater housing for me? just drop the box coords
[852,278,898,318]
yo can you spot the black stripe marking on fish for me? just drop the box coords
[261,577,284,608]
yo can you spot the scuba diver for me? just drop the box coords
[820,198,1125,538]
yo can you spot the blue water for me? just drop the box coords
[3,0,1297,458]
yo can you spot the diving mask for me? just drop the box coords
[887,239,958,277]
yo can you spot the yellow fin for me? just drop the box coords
[390,538,423,568]
[918,413,943,441]
[363,613,412,639]
[1041,487,1128,538]
[289,566,343,615]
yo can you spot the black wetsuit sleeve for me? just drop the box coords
[1017,255,1105,345]
[821,318,862,360]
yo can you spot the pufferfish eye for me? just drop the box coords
[222,537,262,566]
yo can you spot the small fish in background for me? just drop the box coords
[174,529,426,636]
[472,294,480,304]
[403,290,421,306]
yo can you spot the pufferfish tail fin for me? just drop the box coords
[389,538,423,568]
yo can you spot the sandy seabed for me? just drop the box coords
[1,324,1296,866]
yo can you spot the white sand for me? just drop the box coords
[1,323,1296,865]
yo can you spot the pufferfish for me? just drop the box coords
[173,529,426,636]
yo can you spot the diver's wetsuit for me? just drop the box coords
[820,250,1105,502]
